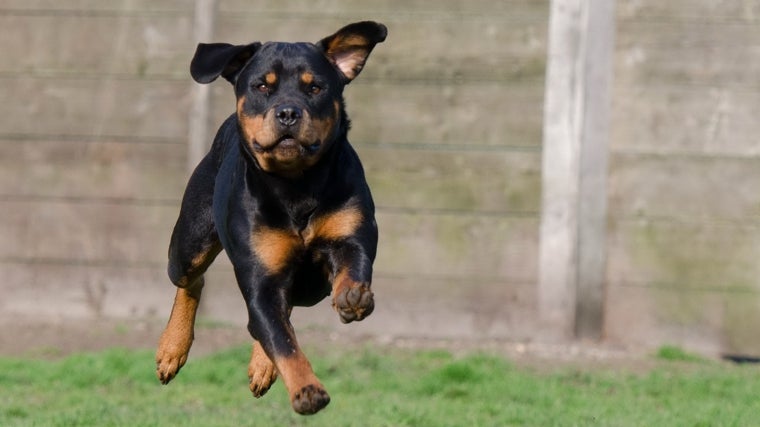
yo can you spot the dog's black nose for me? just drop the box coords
[276,105,302,127]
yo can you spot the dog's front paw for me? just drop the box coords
[333,281,374,323]
[291,384,330,415]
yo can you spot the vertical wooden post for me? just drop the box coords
[187,0,217,174]
[538,0,616,340]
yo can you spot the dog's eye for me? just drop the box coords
[308,84,322,95]
[255,84,270,95]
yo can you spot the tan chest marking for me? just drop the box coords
[251,227,301,274]
[302,206,363,245]
[250,206,363,274]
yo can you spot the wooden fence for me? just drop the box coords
[2,0,760,355]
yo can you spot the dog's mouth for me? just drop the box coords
[252,135,321,155]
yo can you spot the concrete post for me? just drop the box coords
[538,0,616,340]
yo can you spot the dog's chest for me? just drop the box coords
[249,202,362,274]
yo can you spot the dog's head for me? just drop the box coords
[189,21,387,178]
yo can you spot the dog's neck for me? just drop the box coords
[239,130,348,228]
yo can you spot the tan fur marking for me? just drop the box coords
[248,340,278,397]
[190,242,220,269]
[162,288,200,342]
[175,243,220,288]
[176,275,189,288]
[331,267,351,294]
[274,352,323,402]
[237,98,278,145]
[155,286,202,383]
[237,97,265,150]
[301,72,314,85]
[190,252,207,268]
[237,97,280,171]
[293,104,340,170]
[310,107,338,142]
[251,227,300,274]
[303,206,363,245]
[265,72,277,85]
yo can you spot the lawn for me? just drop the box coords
[1,343,759,426]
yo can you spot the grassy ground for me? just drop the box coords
[1,344,759,426]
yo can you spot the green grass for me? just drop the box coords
[655,345,708,363]
[1,345,760,426]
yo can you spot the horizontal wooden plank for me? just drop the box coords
[615,44,760,88]
[2,0,547,15]
[1,199,538,283]
[0,0,192,12]
[618,0,759,21]
[3,261,173,319]
[603,284,760,355]
[611,86,760,154]
[0,14,194,78]
[608,154,760,221]
[213,10,548,83]
[345,82,544,147]
[360,146,541,213]
[0,139,539,213]
[219,0,548,16]
[0,139,186,201]
[3,260,536,339]
[0,7,547,83]
[2,76,543,148]
[203,266,537,339]
[208,82,545,148]
[0,200,177,264]
[0,77,191,139]
[375,211,538,281]
[615,21,760,87]
[607,220,760,294]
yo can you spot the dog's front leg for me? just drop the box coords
[326,228,377,324]
[236,267,330,415]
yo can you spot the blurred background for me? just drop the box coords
[1,0,759,357]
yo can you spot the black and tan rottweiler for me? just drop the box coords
[155,21,387,415]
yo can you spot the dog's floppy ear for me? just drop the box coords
[190,42,262,84]
[318,21,387,83]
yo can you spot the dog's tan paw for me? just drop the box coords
[248,344,278,398]
[155,346,189,385]
[155,329,193,384]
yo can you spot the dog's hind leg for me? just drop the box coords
[156,154,222,384]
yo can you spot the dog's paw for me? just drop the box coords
[248,348,278,398]
[333,281,374,323]
[155,330,193,384]
[291,384,330,415]
[155,346,188,385]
